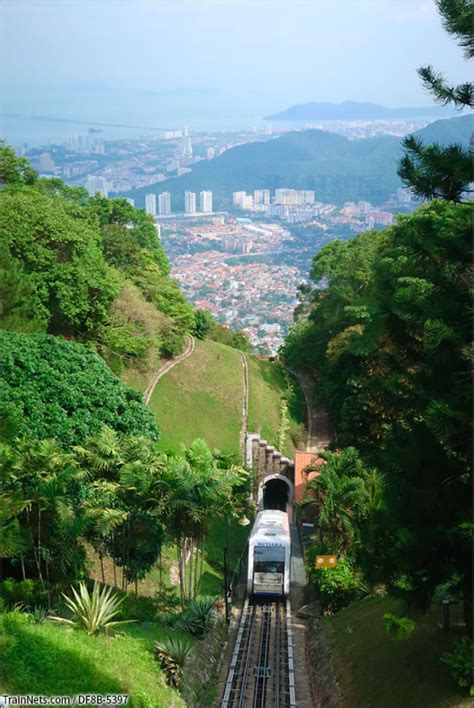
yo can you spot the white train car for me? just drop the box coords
[247,510,291,597]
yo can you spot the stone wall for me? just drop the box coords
[245,432,295,491]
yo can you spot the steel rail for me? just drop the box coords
[238,602,258,708]
[274,601,281,707]
[252,603,271,708]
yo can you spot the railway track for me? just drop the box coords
[221,598,296,708]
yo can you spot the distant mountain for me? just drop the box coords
[409,113,473,145]
[122,115,473,209]
[265,100,455,121]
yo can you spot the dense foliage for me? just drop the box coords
[284,200,472,626]
[0,331,159,444]
[0,142,195,370]
[193,308,252,351]
[1,430,249,595]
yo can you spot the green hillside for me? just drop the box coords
[123,115,472,210]
[145,340,306,458]
[324,595,471,708]
[247,356,306,459]
[148,338,244,455]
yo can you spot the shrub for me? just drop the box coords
[383,612,416,640]
[0,578,48,609]
[154,635,194,688]
[182,596,217,638]
[51,581,133,635]
[0,331,159,445]
[119,593,159,622]
[311,556,361,613]
[441,637,474,694]
[158,595,217,638]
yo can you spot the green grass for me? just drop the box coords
[148,339,244,456]
[323,595,472,708]
[0,611,184,707]
[247,355,306,458]
[199,516,251,595]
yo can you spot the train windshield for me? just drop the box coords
[254,561,284,574]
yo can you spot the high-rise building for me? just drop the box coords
[274,188,314,205]
[199,190,213,213]
[206,147,215,159]
[86,175,108,198]
[233,191,246,206]
[39,153,56,172]
[184,191,196,214]
[145,193,157,216]
[158,192,171,215]
[182,136,193,157]
[254,189,270,205]
[241,195,254,209]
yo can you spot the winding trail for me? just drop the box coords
[293,371,331,452]
[239,352,249,461]
[143,335,195,406]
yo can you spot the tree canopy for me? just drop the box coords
[283,199,472,626]
[0,331,159,445]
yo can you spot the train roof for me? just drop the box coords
[249,510,290,546]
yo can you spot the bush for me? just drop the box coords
[0,331,159,445]
[154,635,194,688]
[0,578,48,609]
[311,557,361,613]
[119,594,159,622]
[158,595,217,638]
[441,637,474,694]
[51,581,133,635]
[383,612,416,640]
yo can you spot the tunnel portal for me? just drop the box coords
[262,477,290,511]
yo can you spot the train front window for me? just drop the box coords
[254,561,284,574]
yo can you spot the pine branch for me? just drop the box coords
[417,66,474,108]
[436,0,474,59]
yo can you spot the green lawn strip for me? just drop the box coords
[247,356,306,458]
[0,612,184,707]
[148,339,243,455]
[199,516,251,595]
[323,595,471,708]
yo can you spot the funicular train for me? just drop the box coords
[246,509,291,597]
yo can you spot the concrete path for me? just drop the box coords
[290,523,315,707]
[239,352,249,462]
[143,334,195,406]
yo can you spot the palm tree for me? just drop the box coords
[303,448,371,553]
[162,440,249,602]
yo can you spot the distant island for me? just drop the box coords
[265,100,455,121]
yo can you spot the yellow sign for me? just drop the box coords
[315,555,337,568]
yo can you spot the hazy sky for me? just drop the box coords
[0,0,470,128]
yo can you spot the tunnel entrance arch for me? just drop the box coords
[257,474,294,517]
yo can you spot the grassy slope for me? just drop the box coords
[247,355,306,458]
[324,595,471,708]
[0,612,184,707]
[148,338,243,456]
